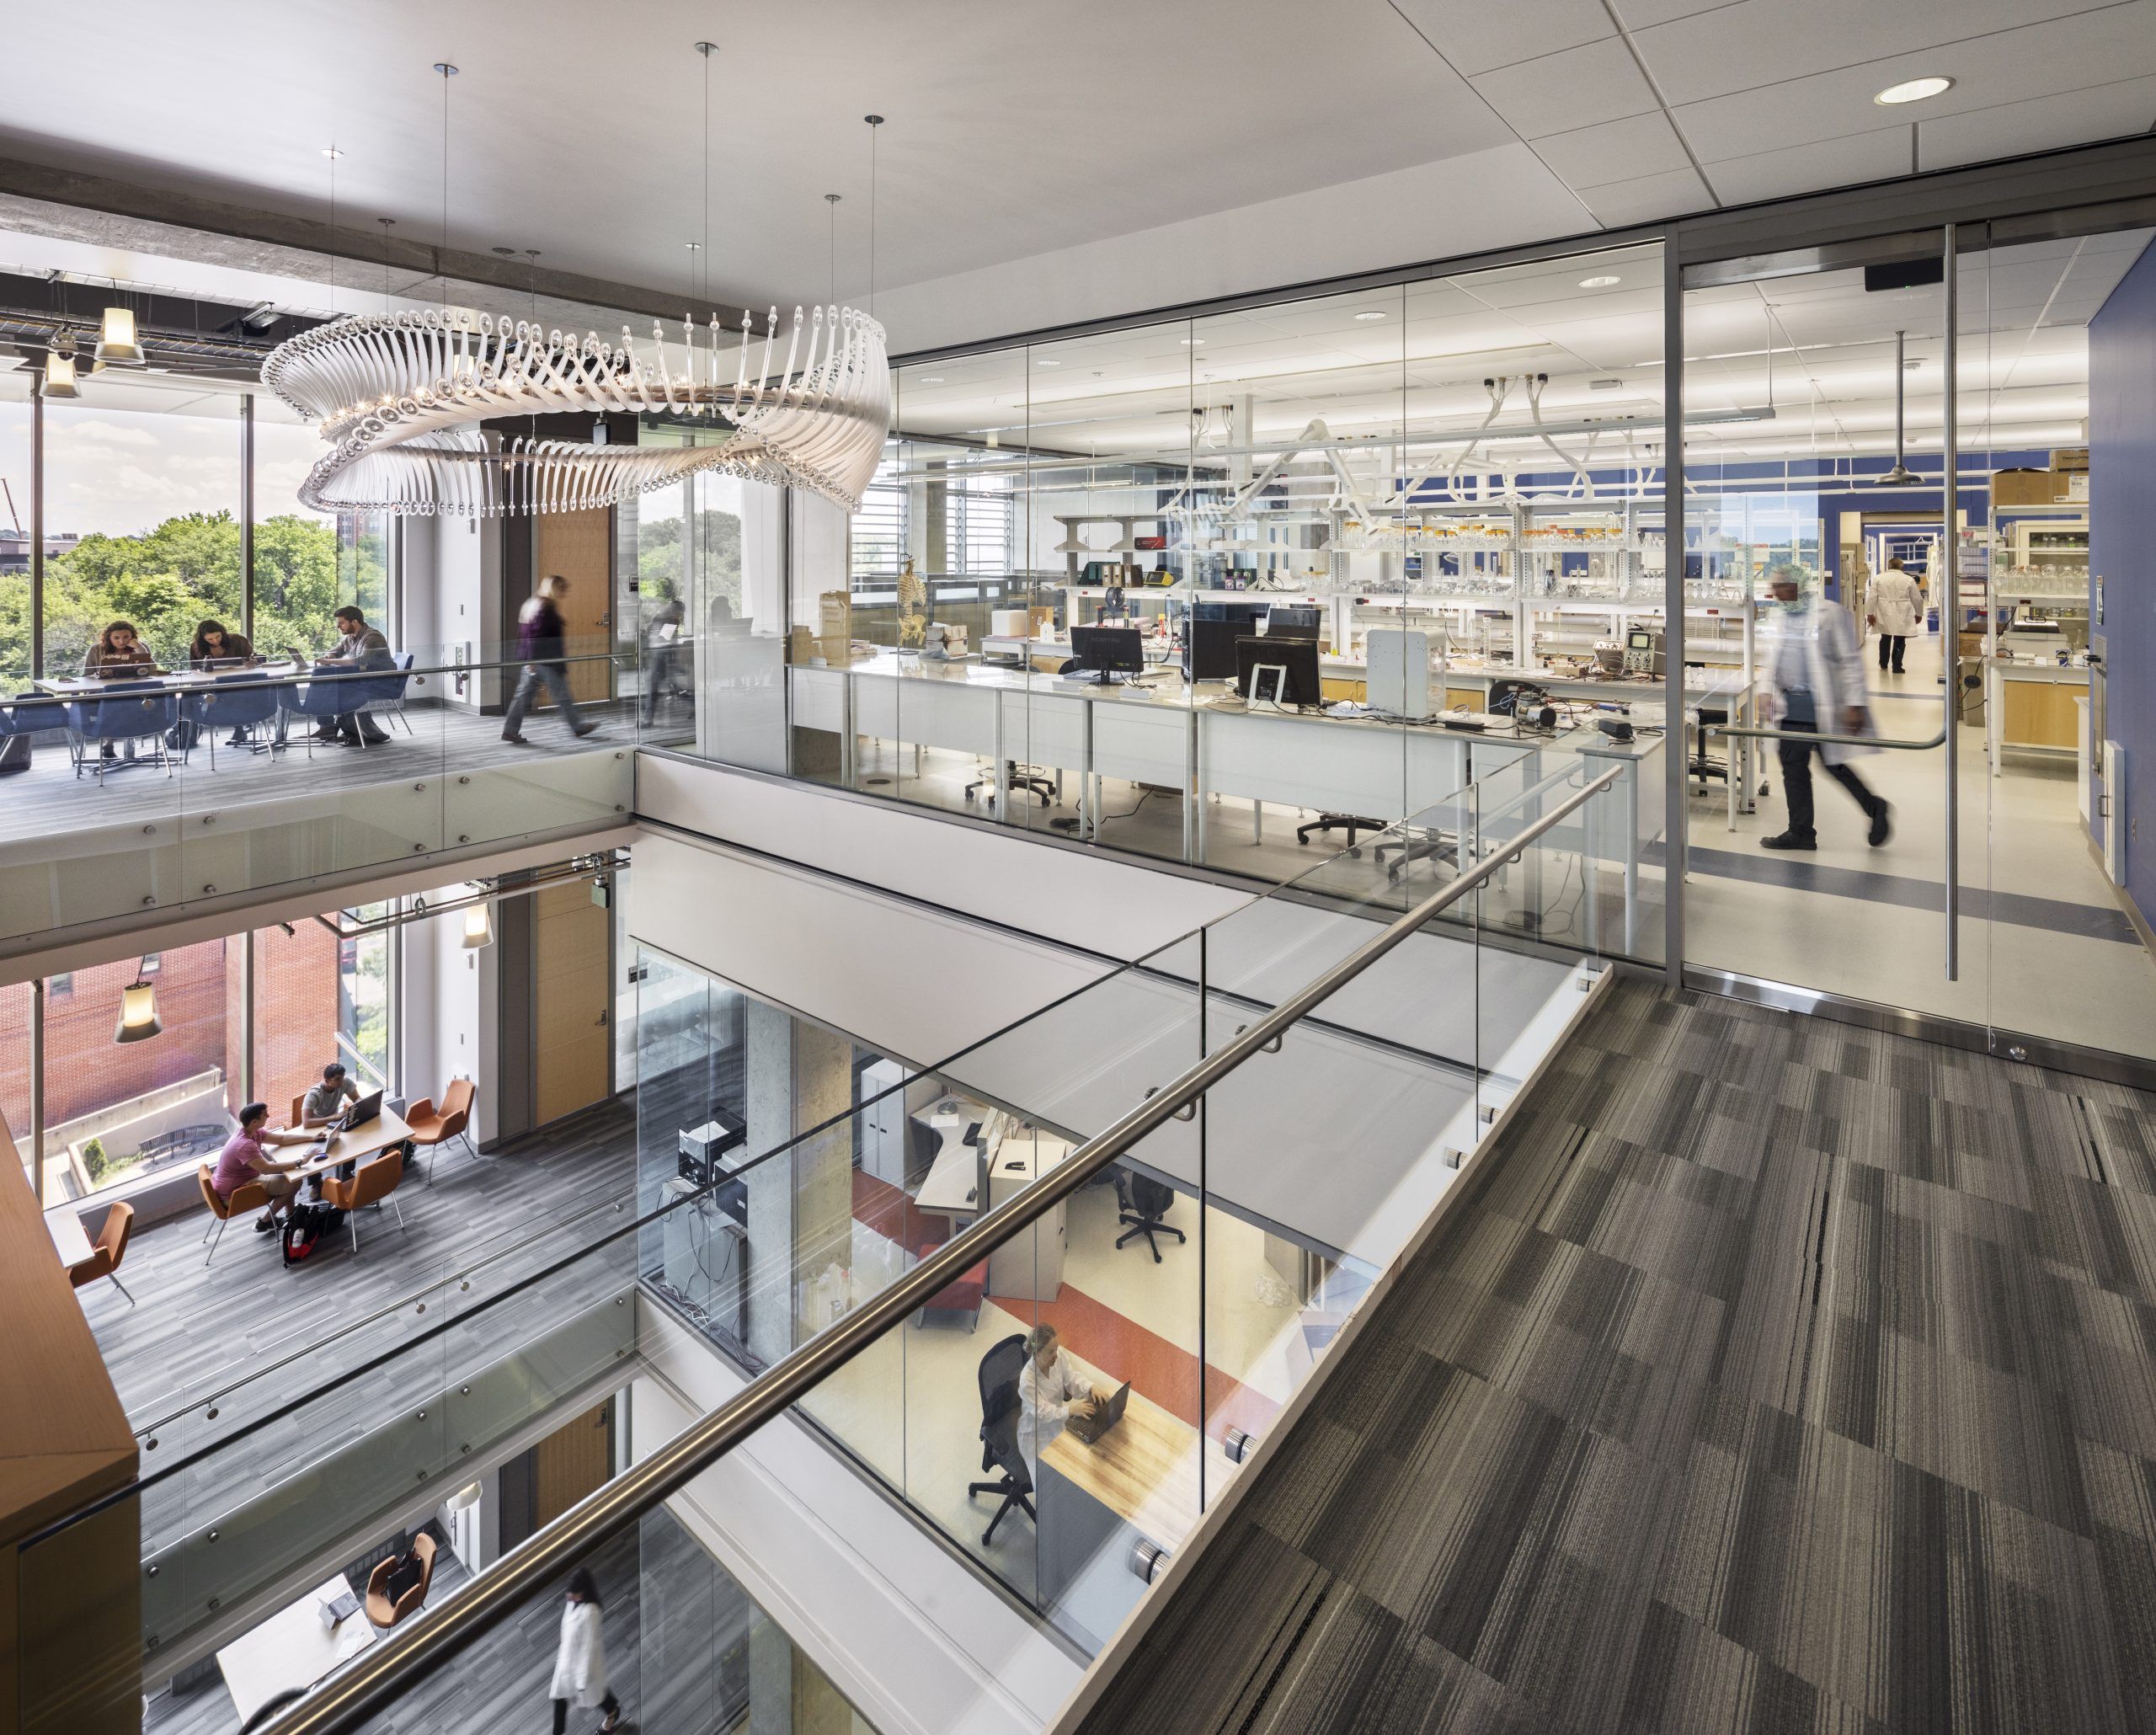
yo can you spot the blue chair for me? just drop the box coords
[67,683,179,783]
[360,653,417,736]
[280,670,367,757]
[185,673,282,768]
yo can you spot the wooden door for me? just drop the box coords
[534,507,615,705]
[533,881,611,1124]
[532,1403,612,1528]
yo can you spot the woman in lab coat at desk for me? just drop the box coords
[1020,1324,1096,1460]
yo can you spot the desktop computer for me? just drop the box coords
[1067,625,1146,684]
[1183,618,1243,682]
[1235,636,1322,707]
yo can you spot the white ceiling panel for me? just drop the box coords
[1919,75,2156,171]
[1471,38,1662,140]
[1636,0,2111,106]
[1612,0,1741,26]
[1389,0,1617,77]
[1578,165,1715,226]
[1536,109,1696,187]
[1701,128,1909,204]
[1672,3,2156,162]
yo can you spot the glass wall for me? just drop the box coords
[0,392,30,691]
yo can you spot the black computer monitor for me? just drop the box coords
[1068,625,1146,684]
[1235,636,1322,707]
[1264,606,1323,636]
[1183,618,1243,682]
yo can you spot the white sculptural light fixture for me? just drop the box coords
[259,300,891,517]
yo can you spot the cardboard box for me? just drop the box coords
[817,591,857,665]
[1991,469,2069,507]
[2052,447,2089,472]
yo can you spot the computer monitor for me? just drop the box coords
[1068,625,1145,684]
[1263,606,1323,636]
[1183,618,1243,682]
[342,1087,384,1128]
[1235,636,1322,707]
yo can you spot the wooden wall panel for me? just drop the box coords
[533,508,615,705]
[531,1404,612,1529]
[532,882,610,1124]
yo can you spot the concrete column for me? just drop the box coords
[740,1004,857,1365]
[742,1000,796,1369]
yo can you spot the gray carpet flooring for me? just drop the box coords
[1077,976,2156,1734]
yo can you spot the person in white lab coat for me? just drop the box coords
[549,1568,622,1734]
[1761,566,1889,851]
[1867,557,1926,675]
[1019,1324,1097,1460]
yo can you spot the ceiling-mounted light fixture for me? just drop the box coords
[1878,328,1919,485]
[919,376,943,383]
[97,302,146,366]
[1578,275,1622,289]
[43,344,80,398]
[1353,310,1388,322]
[1038,357,1061,367]
[322,146,344,159]
[114,968,162,1044]
[1874,75,1953,105]
[461,902,495,948]
[1179,338,1204,346]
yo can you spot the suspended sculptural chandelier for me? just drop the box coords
[259,302,890,516]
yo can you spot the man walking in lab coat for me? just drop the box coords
[1867,557,1926,675]
[1761,566,1891,851]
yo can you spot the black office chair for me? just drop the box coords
[1115,1171,1186,1263]
[1374,823,1461,886]
[1296,811,1389,853]
[968,1334,1036,1546]
[965,760,1058,809]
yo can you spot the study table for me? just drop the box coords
[46,1204,93,1268]
[30,659,307,697]
[283,1110,415,1184]
[216,1572,377,1727]
[1035,1384,1236,1649]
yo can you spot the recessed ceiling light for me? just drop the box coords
[1180,337,1204,346]
[1353,310,1388,323]
[1038,358,1060,367]
[1875,76,1953,105]
[684,241,702,250]
[919,375,943,383]
[1579,275,1621,289]
[321,147,344,159]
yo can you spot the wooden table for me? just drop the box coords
[285,1110,414,1184]
[32,660,306,697]
[216,1573,377,1727]
[45,1205,93,1268]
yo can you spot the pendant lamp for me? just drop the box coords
[97,302,146,366]
[44,347,80,398]
[114,974,162,1044]
[461,903,495,949]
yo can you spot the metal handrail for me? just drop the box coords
[1706,719,1947,750]
[261,764,1625,1735]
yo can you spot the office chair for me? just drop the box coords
[185,671,281,764]
[66,685,179,782]
[67,1201,137,1306]
[1115,1171,1185,1263]
[964,759,1058,809]
[365,1531,438,1629]
[1296,811,1389,853]
[967,1334,1037,1546]
[1374,820,1462,886]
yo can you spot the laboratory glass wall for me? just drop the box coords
[664,244,1669,964]
[1677,218,2156,1062]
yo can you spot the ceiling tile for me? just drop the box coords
[1472,38,1663,140]
[1611,0,1738,26]
[1919,75,2156,171]
[1537,110,1696,187]
[1578,165,1716,227]
[1701,128,1909,205]
[1635,0,2107,106]
[1390,0,1615,76]
[1671,3,2156,162]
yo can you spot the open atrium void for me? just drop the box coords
[3,7,2156,1734]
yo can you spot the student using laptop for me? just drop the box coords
[300,1061,362,1129]
[1019,1324,1096,1458]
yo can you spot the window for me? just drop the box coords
[850,466,907,579]
[138,952,162,978]
[947,472,1015,576]
[338,905,393,1087]
[253,919,353,1121]
[251,413,365,662]
[48,971,72,1001]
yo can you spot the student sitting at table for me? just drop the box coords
[311,606,394,746]
[189,620,261,745]
[1019,1323,1097,1460]
[81,620,161,761]
[300,1061,361,1127]
[213,1102,319,1235]
[83,619,157,677]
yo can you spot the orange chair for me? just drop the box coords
[402,1078,476,1186]
[365,1532,437,1629]
[199,1162,271,1266]
[291,1092,308,1128]
[67,1201,137,1306]
[322,1150,407,1254]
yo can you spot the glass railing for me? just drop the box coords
[645,625,1670,964]
[25,762,1625,1732]
[0,643,634,947]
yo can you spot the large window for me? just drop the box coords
[253,414,392,659]
[0,393,30,689]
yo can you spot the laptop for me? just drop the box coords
[1065,1380,1131,1445]
[336,1087,385,1131]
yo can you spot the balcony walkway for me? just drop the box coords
[1079,976,2156,1735]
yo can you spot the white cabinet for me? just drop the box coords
[985,1133,1069,1300]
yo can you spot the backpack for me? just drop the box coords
[281,1200,347,1266]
